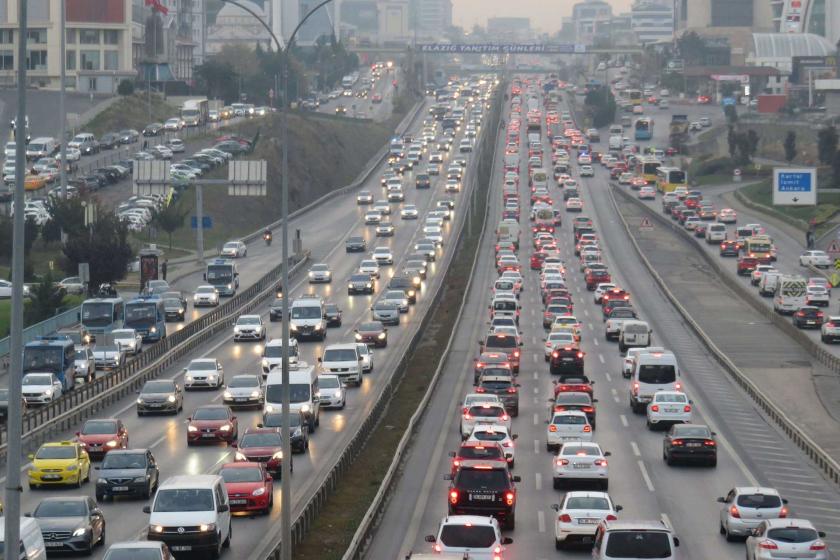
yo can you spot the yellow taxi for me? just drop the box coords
[28,441,91,489]
[24,173,48,191]
[550,316,582,341]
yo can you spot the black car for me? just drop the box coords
[345,236,367,253]
[99,132,120,150]
[95,448,160,500]
[564,188,580,201]
[793,306,824,329]
[118,129,140,144]
[31,496,106,553]
[182,158,211,172]
[719,240,740,257]
[476,371,519,416]
[444,464,520,530]
[269,296,284,322]
[551,391,597,428]
[324,302,342,327]
[663,423,717,467]
[163,297,186,321]
[550,346,584,375]
[387,275,417,303]
[260,411,309,453]
[215,140,247,155]
[93,167,120,184]
[142,123,163,137]
[415,174,431,189]
[348,273,375,295]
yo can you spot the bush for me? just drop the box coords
[117,79,134,96]
[694,156,734,177]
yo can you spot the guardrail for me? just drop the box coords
[0,305,81,358]
[339,84,504,560]
[610,184,840,489]
[261,89,504,560]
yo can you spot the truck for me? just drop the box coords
[181,98,209,127]
[669,114,689,152]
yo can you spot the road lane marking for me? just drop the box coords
[661,513,672,530]
[588,324,593,331]
[535,472,542,491]
[598,354,605,364]
[593,338,599,346]
[533,371,539,380]
[533,354,538,363]
[538,510,546,533]
[534,439,540,454]
[630,441,641,456]
[533,387,539,394]
[584,309,589,317]
[637,460,655,492]
[620,414,628,427]
[605,372,612,382]
[533,413,539,426]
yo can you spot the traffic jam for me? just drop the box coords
[422,76,829,559]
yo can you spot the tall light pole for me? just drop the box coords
[5,0,28,553]
[219,2,334,557]
[59,0,68,199]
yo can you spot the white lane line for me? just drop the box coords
[605,372,612,382]
[534,439,540,454]
[593,338,599,346]
[620,414,629,427]
[538,510,546,533]
[533,354,539,363]
[533,387,539,394]
[535,472,543,491]
[584,309,589,317]
[661,513,672,530]
[630,441,641,456]
[533,413,539,426]
[533,396,538,404]
[533,371,539,380]
[637,460,655,492]
[598,354,605,364]
[588,324,593,331]
[531,337,538,345]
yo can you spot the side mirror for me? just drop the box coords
[266,475,272,482]
[512,475,521,482]
[442,474,452,481]
[317,357,322,363]
[424,535,436,543]
[716,497,726,503]
[187,417,192,421]
[512,434,519,440]
[819,531,827,538]
[593,398,599,403]
[551,504,560,512]
[615,505,623,512]
[75,431,81,436]
[143,505,151,514]
[231,416,236,421]
[604,451,611,457]
[519,341,524,346]
[782,498,789,504]
[501,537,513,545]
[257,423,264,428]
[217,504,230,513]
[203,273,206,281]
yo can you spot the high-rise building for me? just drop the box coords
[412,0,452,39]
[0,0,135,92]
[683,0,774,30]
[631,1,674,43]
[781,0,840,44]
[571,0,613,45]
[280,0,340,46]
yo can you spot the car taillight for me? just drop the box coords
[558,513,572,523]
[632,382,639,394]
[810,541,827,551]
[463,413,471,419]
[501,414,510,421]
[779,506,789,518]
[704,439,716,446]
[453,460,460,468]
[605,514,618,521]
[449,490,459,504]
[729,505,740,518]
[594,459,607,466]
[513,351,520,358]
[581,406,594,413]
[475,387,485,393]
[434,544,442,552]
[549,424,558,432]
[650,405,659,412]
[505,492,515,506]
[583,425,592,432]
[675,382,682,391]
[555,458,569,466]
[684,405,692,412]
[507,387,517,393]
[796,311,805,317]
[758,540,778,550]
[671,439,683,446]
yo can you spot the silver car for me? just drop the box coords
[745,519,827,560]
[371,300,400,325]
[719,487,789,540]
[222,374,263,407]
[356,342,374,373]
[316,374,346,409]
[382,289,409,312]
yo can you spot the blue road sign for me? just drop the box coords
[773,168,816,206]
[722,97,736,106]
[191,216,213,229]
[777,172,812,192]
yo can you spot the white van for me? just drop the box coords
[773,275,807,314]
[608,135,623,150]
[261,338,300,376]
[618,320,652,352]
[318,343,362,386]
[705,223,727,243]
[144,474,231,557]
[629,349,680,413]
[264,362,320,430]
[609,125,623,136]
[290,295,326,341]
[531,168,549,190]
[0,517,47,560]
[25,137,58,160]
[759,271,781,297]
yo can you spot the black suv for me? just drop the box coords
[415,174,431,189]
[445,464,520,530]
[95,448,160,500]
[348,273,375,295]
[476,371,519,416]
[345,236,367,253]
[324,302,342,327]
[550,347,584,375]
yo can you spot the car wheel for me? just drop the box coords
[553,477,562,490]
[555,539,564,551]
[724,526,736,542]
[666,454,674,466]
[223,523,231,548]
[708,457,718,468]
[97,526,106,546]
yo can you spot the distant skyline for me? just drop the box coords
[453,0,634,34]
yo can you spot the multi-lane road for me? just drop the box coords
[367,81,840,560]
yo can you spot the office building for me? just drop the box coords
[412,0,452,39]
[631,1,674,43]
[683,0,774,30]
[206,0,274,54]
[571,0,613,45]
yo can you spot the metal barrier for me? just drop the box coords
[260,90,503,560]
[0,305,81,356]
[610,184,840,489]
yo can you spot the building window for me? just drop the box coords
[80,29,100,44]
[0,49,12,70]
[26,50,47,70]
[88,77,97,91]
[103,30,119,45]
[66,50,76,70]
[80,50,99,70]
[104,50,118,70]
[27,29,47,44]
[0,30,13,44]
[66,29,76,44]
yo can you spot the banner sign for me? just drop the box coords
[418,43,586,54]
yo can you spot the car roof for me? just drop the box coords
[441,514,498,527]
[733,486,782,495]
[601,520,671,532]
[158,474,221,489]
[761,518,816,529]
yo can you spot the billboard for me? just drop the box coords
[418,43,587,54]
[67,0,126,23]
[791,56,838,84]
[773,167,817,206]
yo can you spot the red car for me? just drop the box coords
[76,418,129,458]
[187,405,239,445]
[219,462,273,514]
[553,375,595,397]
[233,427,289,476]
[737,256,758,276]
[448,441,507,476]
[697,95,711,104]
[371,93,383,104]
[530,252,547,270]
[585,269,611,290]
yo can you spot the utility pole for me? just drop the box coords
[6,0,28,553]
[195,184,204,263]
[59,0,68,199]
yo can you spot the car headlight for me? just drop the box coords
[44,389,53,396]
[67,465,78,471]
[290,323,298,331]
[208,374,217,381]
[106,440,118,448]
[300,404,311,413]
[223,391,233,399]
[252,487,266,496]
[235,452,247,461]
[251,390,260,398]
[72,528,87,537]
[133,476,147,483]
[199,523,216,533]
[227,284,232,290]
[272,451,284,460]
[178,307,184,313]
[186,375,193,382]
[136,398,144,404]
[167,395,176,403]
[348,283,354,289]
[366,283,372,288]
[234,326,241,333]
[220,424,231,431]
[355,333,363,341]
[151,525,164,534]
[150,327,157,333]
[188,425,198,432]
[378,332,386,339]
[193,295,200,301]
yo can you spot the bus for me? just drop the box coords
[205,259,239,296]
[655,166,687,193]
[634,118,653,141]
[619,89,643,106]
[125,296,167,342]
[23,337,77,391]
[80,297,125,340]
[637,157,662,184]
[745,235,774,263]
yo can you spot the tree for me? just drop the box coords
[784,131,797,163]
[818,126,838,165]
[60,210,134,289]
[833,150,840,187]
[747,129,759,159]
[724,104,738,125]
[584,86,616,128]
[151,200,189,250]
[677,31,708,66]
[736,132,753,165]
[25,272,67,325]
[44,196,86,242]
[727,126,737,159]
[117,79,134,96]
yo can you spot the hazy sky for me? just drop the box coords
[453,0,633,34]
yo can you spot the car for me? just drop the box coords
[699,117,712,127]
[546,410,593,451]
[551,391,597,427]
[646,391,691,429]
[142,123,163,136]
[321,302,342,327]
[639,186,656,199]
[57,276,85,294]
[316,373,346,409]
[187,404,238,445]
[445,464,520,530]
[579,165,594,177]
[550,346,584,375]
[28,441,91,489]
[800,250,831,268]
[475,371,519,416]
[76,418,128,459]
[400,204,419,219]
[381,289,410,312]
[355,321,388,347]
[219,462,273,514]
[659,422,719,467]
[345,235,367,252]
[745,519,828,560]
[376,221,396,236]
[424,515,512,558]
[31,496,106,553]
[112,328,142,355]
[95,448,160,501]
[718,487,789,540]
[164,117,183,131]
[372,246,394,265]
[348,273,375,295]
[718,208,737,223]
[373,200,391,215]
[364,210,382,224]
[447,441,507,476]
[192,285,219,306]
[231,314,265,342]
[566,197,584,211]
[233,427,288,474]
[308,263,332,283]
[821,316,840,343]
[552,442,610,490]
[21,372,63,405]
[136,379,183,415]
[552,491,622,550]
[793,305,824,329]
[592,520,680,559]
[806,285,830,307]
[220,240,247,258]
[465,424,517,467]
[356,190,374,204]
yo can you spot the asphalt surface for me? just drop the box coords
[367,82,840,560]
[4,85,491,559]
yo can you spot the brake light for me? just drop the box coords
[650,405,659,412]
[463,413,472,419]
[583,425,592,432]
[501,414,509,421]
[577,352,584,358]
[684,405,692,412]
[632,382,639,394]
[729,505,740,518]
[449,490,459,505]
[549,424,558,432]
[605,514,618,521]
[704,439,716,446]
[758,540,778,550]
[581,406,594,413]
[475,387,485,393]
[507,387,517,393]
[594,459,608,466]
[505,491,515,506]
[675,382,682,391]
[434,544,442,552]
[810,541,827,551]
[779,506,789,518]
[671,439,684,446]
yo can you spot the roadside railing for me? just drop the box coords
[0,305,81,357]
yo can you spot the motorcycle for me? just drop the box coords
[264,231,273,246]
[97,283,117,298]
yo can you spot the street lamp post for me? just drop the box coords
[219,2,334,557]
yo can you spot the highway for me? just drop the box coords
[366,80,840,560]
[8,79,495,560]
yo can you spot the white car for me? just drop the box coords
[21,373,63,405]
[821,316,840,343]
[233,314,266,341]
[316,374,346,409]
[445,179,461,193]
[646,391,692,429]
[466,423,517,467]
[358,259,381,278]
[425,515,512,559]
[164,117,183,131]
[806,285,830,307]
[553,441,610,490]
[167,138,185,153]
[719,487,789,540]
[800,250,831,268]
[193,285,219,306]
[57,276,86,294]
[460,402,510,439]
[424,226,444,246]
[579,165,594,177]
[222,374,263,407]
[112,328,142,355]
[373,201,391,215]
[566,198,584,212]
[401,204,419,219]
[593,283,617,303]
[74,346,95,382]
[577,154,591,165]
[372,246,394,265]
[220,240,247,258]
[547,410,593,451]
[376,221,396,236]
[308,263,332,283]
[745,519,828,560]
[382,290,409,312]
[356,342,374,373]
[639,186,656,199]
[544,332,577,360]
[461,393,501,412]
[364,210,382,224]
[552,491,622,550]
[356,190,374,204]
[183,357,224,389]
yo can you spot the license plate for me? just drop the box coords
[807,321,815,325]
[42,475,61,480]
[112,486,129,492]
[562,357,573,362]
[469,494,494,501]
[172,546,192,552]
[572,463,591,469]
[45,542,63,548]
[202,433,217,438]
[686,442,701,447]
[665,407,679,413]
[578,518,599,525]
[236,397,249,402]
[230,499,247,505]
[148,403,162,408]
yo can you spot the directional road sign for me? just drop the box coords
[773,167,816,206]
[191,216,213,229]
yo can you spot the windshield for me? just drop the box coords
[23,346,65,374]
[101,453,146,469]
[36,446,75,460]
[207,265,233,282]
[34,500,87,518]
[266,383,310,404]
[264,345,297,358]
[291,306,321,319]
[737,494,782,508]
[459,446,503,460]
[552,415,586,425]
[262,412,302,428]
[220,467,263,483]
[672,426,710,438]
[142,381,175,394]
[319,376,340,389]
[23,373,54,386]
[766,528,818,543]
[485,335,515,348]
[237,317,261,325]
[605,531,671,558]
[567,496,610,510]
[439,524,497,548]
[81,302,115,327]
[456,469,508,490]
[229,376,259,388]
[324,349,357,362]
[638,364,676,384]
[468,405,504,417]
[153,489,214,512]
[82,420,117,434]
[193,408,229,421]
[125,303,157,326]
[240,433,282,447]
